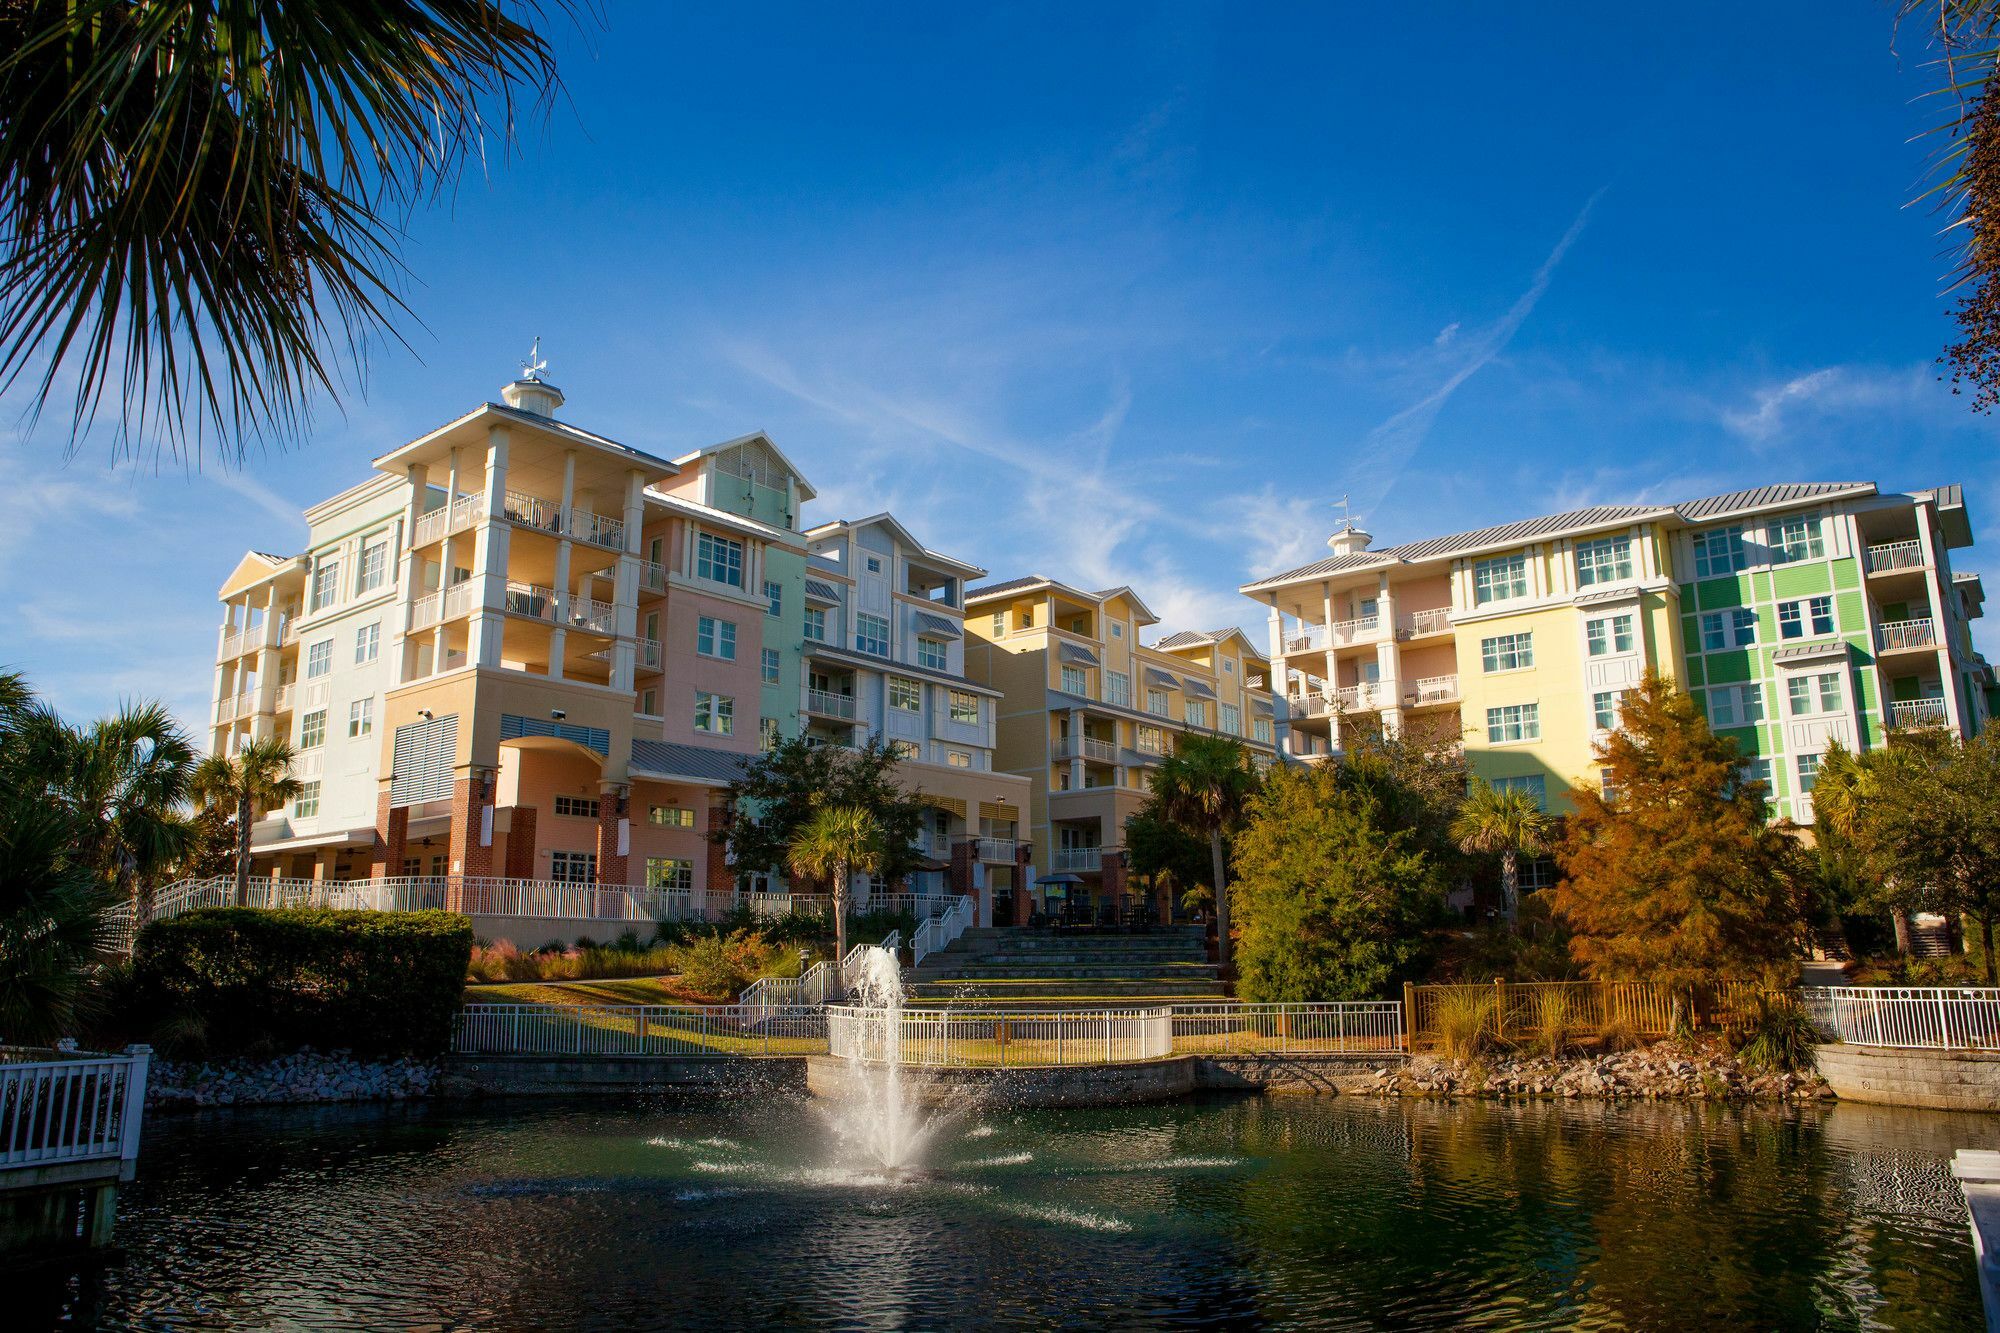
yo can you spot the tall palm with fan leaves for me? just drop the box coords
[786,805,885,975]
[192,737,303,909]
[1151,735,1261,975]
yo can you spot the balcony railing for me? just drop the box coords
[503,489,561,532]
[1399,607,1452,638]
[637,637,663,670]
[565,507,625,551]
[807,689,857,718]
[213,692,254,724]
[1866,540,1924,574]
[413,492,481,548]
[640,559,668,594]
[408,590,443,632]
[273,683,294,712]
[1405,673,1459,705]
[219,629,252,660]
[501,490,627,552]
[1282,613,1383,655]
[1287,693,1336,719]
[569,596,616,635]
[1890,697,1949,729]
[1877,618,1938,652]
[1050,847,1102,872]
[1058,735,1118,762]
[1335,682,1392,711]
[972,837,1018,862]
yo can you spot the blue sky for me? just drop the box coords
[4,2,1996,731]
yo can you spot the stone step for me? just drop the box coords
[907,978,1227,999]
[936,944,1209,962]
[910,962,1219,981]
[901,995,1224,1011]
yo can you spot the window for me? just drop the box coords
[306,640,333,678]
[946,749,972,768]
[640,688,659,717]
[1700,608,1757,651]
[355,622,380,664]
[550,850,597,884]
[1111,622,1124,638]
[889,677,922,712]
[949,691,980,724]
[804,608,826,642]
[890,739,919,759]
[646,858,693,891]
[1254,717,1273,744]
[299,709,327,749]
[1708,684,1765,728]
[1184,699,1208,727]
[759,717,781,750]
[1591,690,1622,731]
[1786,671,1844,716]
[1486,703,1540,743]
[1818,672,1843,712]
[1491,774,1547,809]
[764,580,783,616]
[1736,758,1773,793]
[1061,666,1088,695]
[1769,516,1824,564]
[1599,770,1621,804]
[1776,596,1835,640]
[1220,703,1241,735]
[1797,752,1823,794]
[865,556,882,573]
[1517,852,1558,885]
[311,559,340,611]
[695,691,734,734]
[1481,632,1534,673]
[761,648,780,684]
[1575,535,1634,587]
[1137,725,1166,754]
[696,532,744,587]
[855,613,889,656]
[356,540,389,594]
[990,612,1005,636]
[648,806,696,828]
[1473,552,1530,605]
[917,637,948,671]
[1585,614,1634,657]
[1148,689,1172,717]
[696,616,737,660]
[1693,525,1748,577]
[553,794,600,819]
[349,697,374,737]
[294,781,320,818]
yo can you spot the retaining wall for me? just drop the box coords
[1196,1053,1407,1093]
[1815,1043,2000,1112]
[447,1055,806,1097]
[804,1055,1197,1108]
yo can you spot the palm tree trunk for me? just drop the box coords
[1892,909,1913,956]
[1209,831,1230,977]
[1501,849,1519,925]
[1982,911,1997,987]
[235,788,253,908]
[833,858,849,993]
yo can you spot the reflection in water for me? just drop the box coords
[9,1093,1990,1329]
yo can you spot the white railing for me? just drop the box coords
[454,1004,827,1057]
[1334,682,1391,711]
[1890,697,1950,729]
[1284,625,1326,653]
[1806,986,2000,1050]
[1399,607,1452,638]
[443,580,479,621]
[860,894,958,919]
[911,895,975,965]
[273,683,294,712]
[569,596,616,634]
[1877,618,1938,651]
[502,582,558,622]
[1,1046,151,1181]
[637,637,663,670]
[408,590,443,632]
[503,490,562,533]
[741,931,909,1013]
[1050,847,1102,873]
[218,629,251,660]
[807,689,857,718]
[1170,1002,1404,1054]
[916,834,950,857]
[1287,692,1335,718]
[826,1006,1173,1067]
[213,692,255,724]
[1059,735,1117,762]
[972,837,1018,862]
[413,492,481,548]
[1867,540,1924,573]
[1283,615,1383,655]
[640,559,668,594]
[1405,673,1459,705]
[565,507,625,551]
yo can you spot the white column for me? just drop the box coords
[1068,707,1085,790]
[1915,505,1964,735]
[611,469,644,692]
[468,423,511,669]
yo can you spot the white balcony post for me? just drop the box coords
[611,468,644,693]
[1068,708,1085,790]
[469,424,511,669]
[1916,505,1965,736]
[397,461,429,681]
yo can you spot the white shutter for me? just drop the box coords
[390,715,457,806]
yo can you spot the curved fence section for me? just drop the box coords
[1172,1002,1403,1054]
[825,1006,1173,1067]
[1806,986,2000,1050]
[455,1004,827,1057]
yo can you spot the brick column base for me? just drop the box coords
[1102,850,1129,918]
[949,841,976,898]
[448,775,494,910]
[503,806,537,879]
[1015,843,1034,926]
[596,790,630,886]
[370,793,408,878]
[705,800,738,901]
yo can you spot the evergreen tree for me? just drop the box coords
[720,735,926,889]
[1551,675,1800,992]
[1150,735,1260,972]
[1121,803,1212,915]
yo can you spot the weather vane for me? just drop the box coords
[1335,493,1352,529]
[521,337,548,382]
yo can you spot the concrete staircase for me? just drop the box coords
[903,926,1225,1006]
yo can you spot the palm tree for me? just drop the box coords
[0,1,581,460]
[1,692,196,921]
[192,737,303,909]
[786,805,885,978]
[0,783,116,1042]
[1451,780,1555,925]
[1151,735,1260,974]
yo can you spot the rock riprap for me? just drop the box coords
[148,1050,440,1108]
[1373,1042,1832,1102]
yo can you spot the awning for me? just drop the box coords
[1059,641,1100,667]
[913,611,962,640]
[1144,667,1180,690]
[1251,697,1274,716]
[1772,642,1850,666]
[804,577,843,603]
[1180,676,1217,700]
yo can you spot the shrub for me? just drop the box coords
[467,941,679,984]
[1598,1017,1642,1052]
[1431,989,1495,1061]
[1528,987,1577,1059]
[1735,992,1818,1073]
[132,908,472,1057]
[669,930,773,1001]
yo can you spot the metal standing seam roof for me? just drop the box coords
[1250,697,1275,716]
[1152,630,1210,650]
[1057,641,1100,667]
[912,611,963,640]
[1770,642,1852,665]
[1672,482,1875,521]
[803,577,843,602]
[1143,667,1181,690]
[628,740,756,785]
[966,575,1059,600]
[1179,676,1217,700]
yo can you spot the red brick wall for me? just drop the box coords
[448,774,494,907]
[1102,850,1128,914]
[595,789,630,885]
[370,792,408,878]
[503,806,538,879]
[705,799,737,895]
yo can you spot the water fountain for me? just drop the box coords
[817,945,961,1173]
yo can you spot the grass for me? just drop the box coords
[1430,989,1497,1062]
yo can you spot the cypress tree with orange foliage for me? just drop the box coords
[1551,675,1802,995]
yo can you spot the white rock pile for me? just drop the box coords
[1374,1041,1832,1102]
[148,1049,440,1109]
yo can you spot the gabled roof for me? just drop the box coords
[673,430,818,501]
[1379,504,1673,565]
[372,401,679,476]
[1091,585,1160,626]
[1152,630,1208,650]
[218,550,302,600]
[644,490,795,544]
[1150,626,1268,663]
[1673,482,1873,522]
[806,512,987,578]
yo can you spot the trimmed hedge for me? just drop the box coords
[132,908,473,1057]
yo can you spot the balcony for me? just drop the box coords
[915,833,951,857]
[807,689,857,719]
[1404,673,1459,706]
[972,837,1018,863]
[1287,693,1337,719]
[637,637,663,671]
[1050,847,1102,872]
[569,596,616,635]
[412,492,481,548]
[640,559,668,595]
[1398,607,1452,638]
[273,683,294,712]
[1890,697,1949,729]
[411,580,481,633]
[1058,735,1118,763]
[1877,618,1938,652]
[501,492,625,551]
[1334,682,1393,711]
[214,692,255,724]
[565,507,626,551]
[1866,540,1924,575]
[218,629,253,660]
[1282,613,1384,655]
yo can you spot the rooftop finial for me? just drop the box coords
[1334,493,1353,530]
[521,336,548,383]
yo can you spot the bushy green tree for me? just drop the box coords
[1150,735,1260,971]
[1452,780,1554,924]
[191,737,302,907]
[1122,803,1216,914]
[1552,675,1800,991]
[721,735,925,890]
[1230,763,1448,1001]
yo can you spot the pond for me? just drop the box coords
[13,1090,1992,1329]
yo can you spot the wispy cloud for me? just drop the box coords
[1718,365,1932,444]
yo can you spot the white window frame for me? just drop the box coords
[355,540,389,595]
[348,697,374,738]
[1574,535,1633,587]
[299,709,327,749]
[949,690,980,724]
[1060,665,1088,696]
[695,691,734,734]
[646,857,694,891]
[648,806,696,828]
[1480,632,1533,673]
[306,639,333,679]
[1585,614,1634,657]
[917,637,948,671]
[889,677,922,712]
[696,615,737,661]
[855,613,889,656]
[804,608,827,642]
[354,622,381,664]
[1769,516,1825,565]
[553,794,600,819]
[696,532,744,587]
[1472,552,1530,605]
[1486,703,1540,744]
[1693,525,1748,578]
[761,648,780,684]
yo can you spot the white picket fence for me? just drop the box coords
[825,1006,1174,1068]
[454,1004,827,1057]
[1170,1002,1406,1054]
[911,895,976,965]
[1805,986,2000,1051]
[1,1046,151,1182]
